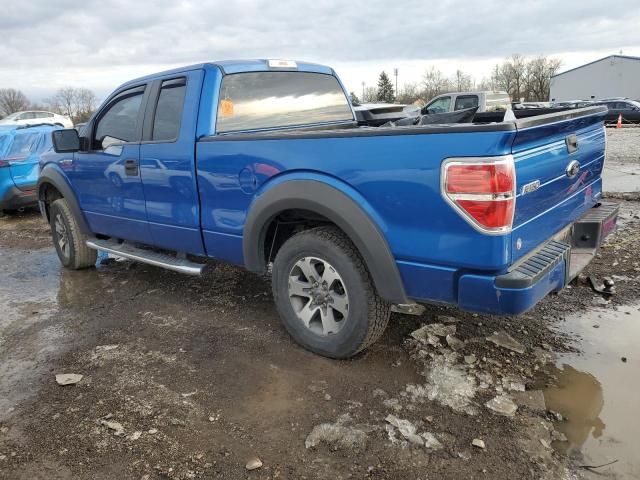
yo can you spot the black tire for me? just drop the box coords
[49,198,97,269]
[272,226,391,358]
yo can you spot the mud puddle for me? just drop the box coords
[543,303,640,479]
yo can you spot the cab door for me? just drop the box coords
[139,72,205,255]
[68,85,152,244]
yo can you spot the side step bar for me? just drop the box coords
[86,238,205,276]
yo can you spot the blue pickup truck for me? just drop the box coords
[39,59,618,358]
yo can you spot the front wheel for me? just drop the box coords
[49,198,97,269]
[271,226,391,358]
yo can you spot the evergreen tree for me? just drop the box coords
[350,91,360,104]
[376,71,395,103]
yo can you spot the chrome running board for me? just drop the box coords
[86,238,205,276]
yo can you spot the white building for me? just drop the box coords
[549,55,640,102]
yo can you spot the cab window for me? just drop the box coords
[216,72,353,133]
[425,96,451,114]
[94,87,145,149]
[152,78,187,141]
[454,95,479,111]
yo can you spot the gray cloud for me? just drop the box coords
[1,0,639,96]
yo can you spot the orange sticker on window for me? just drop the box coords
[220,99,234,117]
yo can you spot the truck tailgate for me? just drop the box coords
[510,107,608,263]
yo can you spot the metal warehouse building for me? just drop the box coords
[549,55,640,102]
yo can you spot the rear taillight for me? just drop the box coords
[442,156,515,233]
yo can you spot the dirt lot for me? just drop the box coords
[603,127,640,195]
[0,197,638,479]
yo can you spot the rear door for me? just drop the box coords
[139,70,205,255]
[510,107,607,262]
[69,85,152,243]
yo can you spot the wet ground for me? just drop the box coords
[542,304,640,479]
[0,199,639,480]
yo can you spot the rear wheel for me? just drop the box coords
[271,226,391,358]
[49,198,97,269]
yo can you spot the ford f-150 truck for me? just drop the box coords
[39,59,618,358]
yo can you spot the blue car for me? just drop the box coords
[0,125,59,215]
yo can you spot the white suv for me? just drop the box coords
[0,110,73,128]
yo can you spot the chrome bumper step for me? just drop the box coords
[86,238,205,276]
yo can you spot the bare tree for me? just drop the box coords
[421,67,452,101]
[396,82,421,104]
[362,86,379,103]
[509,54,528,102]
[46,87,97,124]
[527,56,562,101]
[0,88,30,117]
[453,70,473,92]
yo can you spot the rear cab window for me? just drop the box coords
[215,72,353,133]
[454,95,479,111]
[485,93,511,112]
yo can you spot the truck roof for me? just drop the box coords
[120,59,335,89]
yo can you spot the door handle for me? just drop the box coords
[124,158,138,176]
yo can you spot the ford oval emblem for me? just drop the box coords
[566,160,580,179]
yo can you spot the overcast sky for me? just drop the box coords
[1,0,639,102]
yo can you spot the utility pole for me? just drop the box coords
[393,68,398,100]
[361,81,365,101]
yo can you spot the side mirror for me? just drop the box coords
[52,129,80,153]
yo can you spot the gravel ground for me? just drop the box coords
[1,126,640,480]
[0,198,638,480]
[603,127,640,195]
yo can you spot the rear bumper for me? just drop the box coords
[0,185,38,211]
[457,202,619,315]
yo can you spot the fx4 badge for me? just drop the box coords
[521,180,540,195]
[566,160,581,179]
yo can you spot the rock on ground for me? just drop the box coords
[55,374,83,386]
[305,414,368,451]
[487,331,526,354]
[486,396,518,417]
[408,355,478,415]
[245,456,263,470]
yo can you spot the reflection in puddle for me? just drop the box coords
[543,304,640,479]
[544,365,605,451]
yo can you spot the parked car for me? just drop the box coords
[0,110,73,128]
[594,99,640,124]
[423,91,511,114]
[513,102,551,109]
[0,125,59,215]
[39,59,617,358]
[550,100,595,109]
